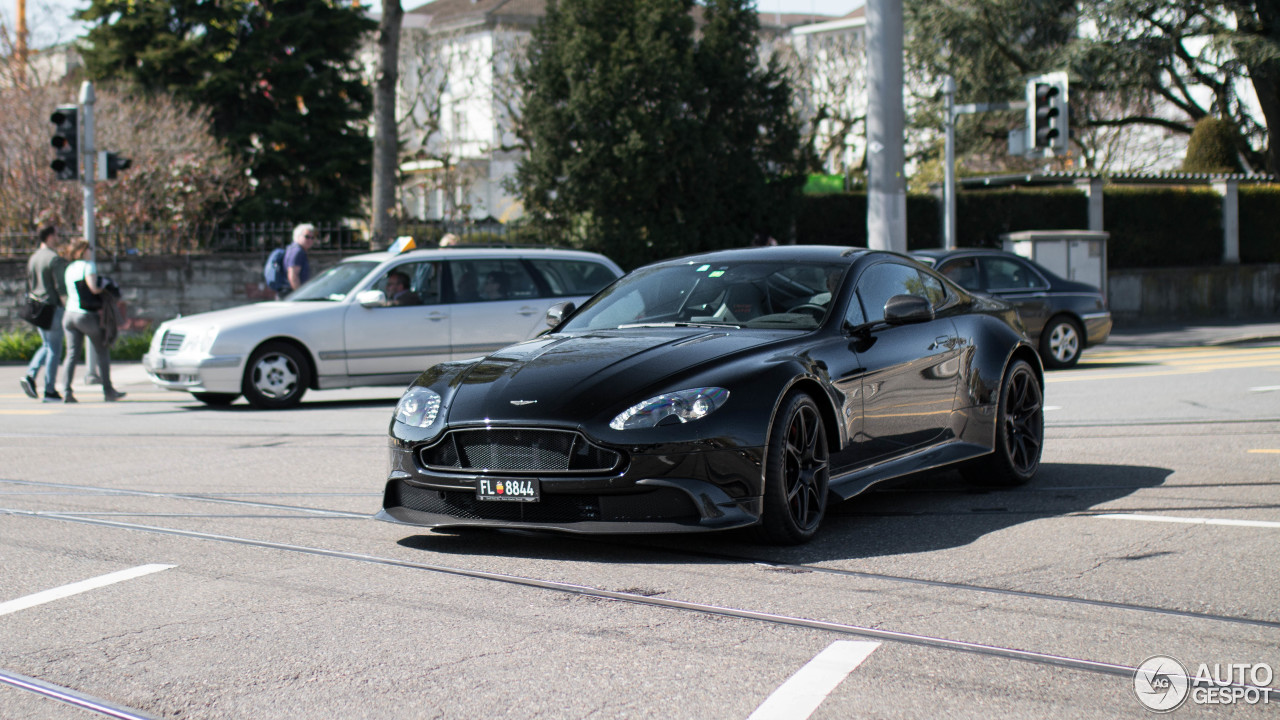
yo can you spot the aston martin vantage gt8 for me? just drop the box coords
[378,246,1045,544]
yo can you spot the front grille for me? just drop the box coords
[160,330,185,354]
[420,428,623,474]
[389,482,699,524]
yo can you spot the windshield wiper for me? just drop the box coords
[617,322,741,329]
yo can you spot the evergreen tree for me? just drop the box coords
[1183,117,1245,173]
[77,0,376,222]
[514,0,803,269]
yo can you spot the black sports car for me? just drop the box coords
[911,248,1112,369]
[378,246,1044,544]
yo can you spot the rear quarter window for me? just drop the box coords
[527,259,618,297]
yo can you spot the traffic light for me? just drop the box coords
[50,105,79,181]
[1026,73,1069,154]
[98,151,132,180]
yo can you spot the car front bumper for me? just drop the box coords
[378,440,766,535]
[142,352,245,394]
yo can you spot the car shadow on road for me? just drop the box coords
[395,462,1172,566]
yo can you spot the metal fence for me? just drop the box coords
[0,219,512,258]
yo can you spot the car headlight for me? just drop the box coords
[395,387,442,427]
[178,327,218,355]
[609,387,729,430]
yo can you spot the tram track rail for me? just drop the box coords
[3,508,1277,700]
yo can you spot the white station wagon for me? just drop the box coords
[142,247,624,408]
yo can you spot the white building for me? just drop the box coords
[394,0,837,223]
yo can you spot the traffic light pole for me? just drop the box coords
[80,81,97,261]
[941,75,1026,250]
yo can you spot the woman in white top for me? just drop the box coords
[61,239,125,402]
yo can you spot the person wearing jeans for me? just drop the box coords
[21,226,67,402]
[60,239,125,403]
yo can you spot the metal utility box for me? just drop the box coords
[1000,230,1108,294]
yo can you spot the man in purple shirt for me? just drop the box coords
[283,224,316,297]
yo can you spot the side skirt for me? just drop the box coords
[828,440,992,501]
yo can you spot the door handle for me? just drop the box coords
[425,312,448,321]
[518,306,539,316]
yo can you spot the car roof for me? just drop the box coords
[336,246,619,264]
[649,245,878,267]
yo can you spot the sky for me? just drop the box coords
[4,0,864,49]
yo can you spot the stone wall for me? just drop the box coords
[1107,263,1280,323]
[3,252,1278,333]
[1,252,345,333]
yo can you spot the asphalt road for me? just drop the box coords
[1,336,1278,719]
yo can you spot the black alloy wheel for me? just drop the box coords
[964,359,1043,486]
[242,341,310,409]
[1040,315,1083,369]
[192,392,239,407]
[756,392,830,545]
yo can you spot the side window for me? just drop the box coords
[983,257,1047,290]
[856,262,929,323]
[527,259,618,297]
[939,257,980,291]
[373,261,440,306]
[447,259,539,303]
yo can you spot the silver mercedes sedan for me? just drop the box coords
[142,247,623,408]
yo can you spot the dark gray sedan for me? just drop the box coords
[912,248,1111,368]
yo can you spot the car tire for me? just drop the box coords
[963,359,1043,487]
[1040,315,1083,369]
[242,341,310,409]
[754,392,830,545]
[192,392,239,407]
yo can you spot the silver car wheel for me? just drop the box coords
[1048,322,1080,364]
[252,352,299,399]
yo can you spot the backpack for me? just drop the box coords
[264,247,289,292]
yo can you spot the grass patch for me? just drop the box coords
[0,327,154,362]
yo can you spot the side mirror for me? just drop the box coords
[883,294,934,325]
[545,300,575,328]
[357,289,386,308]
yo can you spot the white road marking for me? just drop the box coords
[1043,405,1062,411]
[0,564,175,617]
[1248,385,1280,392]
[748,640,880,720]
[1096,514,1280,529]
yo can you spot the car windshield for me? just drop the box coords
[287,261,380,302]
[562,261,847,331]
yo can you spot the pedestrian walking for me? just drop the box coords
[283,224,317,297]
[59,239,126,403]
[20,226,68,402]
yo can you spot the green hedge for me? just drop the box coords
[1104,187,1222,268]
[955,189,1087,248]
[797,184,1280,269]
[1240,186,1280,263]
[0,329,154,363]
[795,194,942,249]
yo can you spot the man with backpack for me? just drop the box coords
[265,224,316,299]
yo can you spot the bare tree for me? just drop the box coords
[395,25,501,222]
[0,78,246,238]
[775,30,868,177]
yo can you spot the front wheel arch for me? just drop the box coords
[754,390,831,545]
